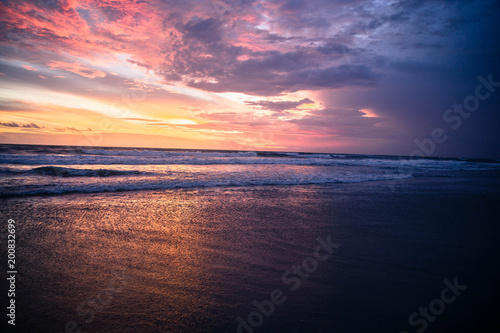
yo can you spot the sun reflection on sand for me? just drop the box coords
[11,186,331,332]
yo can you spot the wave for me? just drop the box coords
[256,151,335,158]
[0,172,413,197]
[0,166,143,177]
[1,144,499,169]
[1,154,499,172]
[80,148,259,158]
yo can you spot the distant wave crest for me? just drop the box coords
[1,166,143,177]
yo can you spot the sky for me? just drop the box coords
[0,0,499,157]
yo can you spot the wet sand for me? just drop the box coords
[2,175,500,332]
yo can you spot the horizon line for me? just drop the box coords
[1,142,498,162]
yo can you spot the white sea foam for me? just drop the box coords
[1,153,498,171]
[0,170,413,196]
[1,145,499,197]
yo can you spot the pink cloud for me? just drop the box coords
[22,64,38,71]
[47,61,107,79]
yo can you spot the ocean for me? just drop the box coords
[1,144,500,332]
[1,144,499,197]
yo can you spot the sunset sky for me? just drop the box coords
[1,0,499,157]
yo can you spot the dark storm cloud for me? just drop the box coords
[288,107,394,139]
[316,42,356,56]
[256,29,295,43]
[373,56,446,73]
[287,64,380,89]
[180,17,223,43]
[280,0,305,12]
[154,0,494,97]
[186,43,381,95]
[188,63,380,96]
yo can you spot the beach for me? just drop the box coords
[2,0,500,331]
[2,156,500,332]
[3,0,500,330]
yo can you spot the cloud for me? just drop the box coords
[316,42,357,57]
[0,0,499,156]
[0,121,42,128]
[0,0,473,98]
[126,59,151,71]
[189,59,381,96]
[180,17,223,44]
[47,61,107,79]
[288,107,392,139]
[256,29,295,43]
[0,100,37,112]
[22,64,38,71]
[246,98,314,111]
[123,118,163,122]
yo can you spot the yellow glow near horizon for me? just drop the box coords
[165,119,198,125]
[0,84,145,120]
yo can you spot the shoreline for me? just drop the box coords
[2,174,499,332]
[2,169,500,200]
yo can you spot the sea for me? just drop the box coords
[1,144,500,332]
[1,144,499,197]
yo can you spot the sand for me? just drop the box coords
[1,175,500,332]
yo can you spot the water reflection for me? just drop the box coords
[10,186,329,332]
